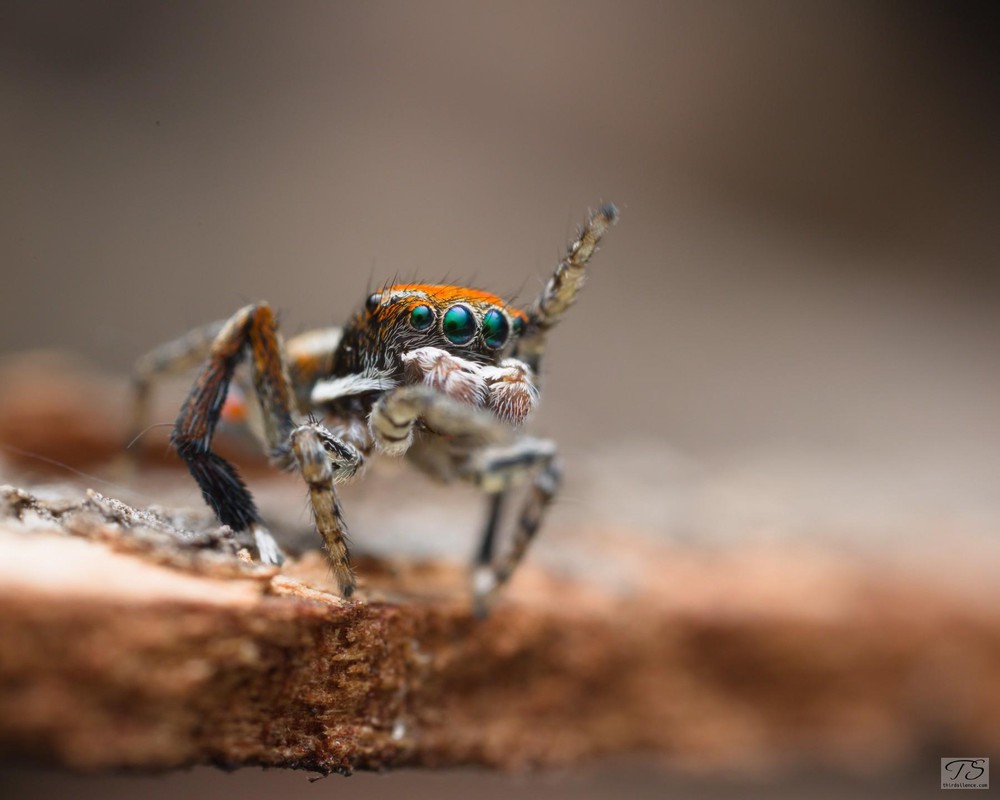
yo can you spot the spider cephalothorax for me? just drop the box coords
[131,203,618,614]
[322,285,533,428]
[334,285,528,375]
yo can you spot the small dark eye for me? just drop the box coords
[512,316,525,336]
[442,304,476,345]
[409,304,434,330]
[365,293,381,313]
[482,308,510,349]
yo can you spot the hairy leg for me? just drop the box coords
[466,204,616,608]
[170,303,295,564]
[514,202,619,377]
[129,320,226,451]
[386,351,547,612]
[285,327,344,409]
[461,437,561,616]
[369,384,510,457]
[289,421,363,597]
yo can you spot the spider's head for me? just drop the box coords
[335,284,527,377]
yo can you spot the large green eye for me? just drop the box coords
[482,308,510,349]
[442,304,476,345]
[409,304,434,330]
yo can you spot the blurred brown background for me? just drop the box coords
[0,1,998,796]
[2,0,998,549]
[2,0,997,452]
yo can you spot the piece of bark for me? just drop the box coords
[0,485,998,777]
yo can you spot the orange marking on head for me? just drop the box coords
[383,284,528,321]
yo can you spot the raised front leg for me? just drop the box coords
[466,204,617,611]
[514,202,619,377]
[169,303,295,564]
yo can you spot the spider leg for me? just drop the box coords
[170,303,295,564]
[369,384,509,456]
[129,319,227,452]
[465,205,616,607]
[285,327,344,409]
[460,437,560,616]
[289,421,362,597]
[514,202,618,377]
[392,349,545,612]
[476,492,506,569]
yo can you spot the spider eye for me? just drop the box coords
[409,304,434,330]
[442,304,476,345]
[512,316,525,336]
[482,308,510,349]
[365,293,381,313]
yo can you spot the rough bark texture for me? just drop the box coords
[1,485,999,776]
[0,355,998,776]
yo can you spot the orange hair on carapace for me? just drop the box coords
[380,283,527,321]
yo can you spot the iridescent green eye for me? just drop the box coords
[409,304,434,330]
[512,316,525,336]
[482,308,510,349]
[442,304,476,345]
[365,293,381,313]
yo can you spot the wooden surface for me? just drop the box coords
[0,355,998,776]
[1,484,999,776]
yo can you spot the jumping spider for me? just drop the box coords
[131,203,618,613]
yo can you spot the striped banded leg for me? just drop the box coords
[289,422,362,597]
[369,384,509,457]
[472,205,614,610]
[515,202,619,376]
[170,303,295,565]
[464,437,560,616]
